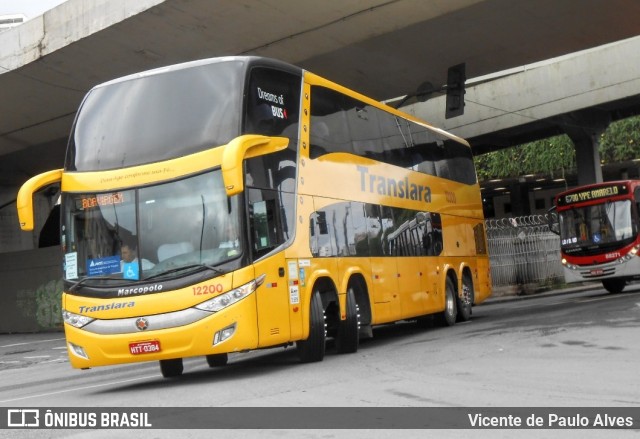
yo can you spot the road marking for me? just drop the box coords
[0,374,160,404]
[41,358,68,364]
[0,338,66,348]
[23,356,51,359]
[578,295,625,303]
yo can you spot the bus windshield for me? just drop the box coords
[559,200,636,252]
[61,170,242,284]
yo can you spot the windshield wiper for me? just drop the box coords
[67,275,125,292]
[144,263,227,281]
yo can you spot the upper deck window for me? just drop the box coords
[309,86,476,185]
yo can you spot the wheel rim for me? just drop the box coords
[462,284,472,306]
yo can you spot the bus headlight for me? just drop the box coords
[618,245,640,263]
[561,259,578,270]
[62,310,95,328]
[195,276,264,313]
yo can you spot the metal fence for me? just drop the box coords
[485,215,563,288]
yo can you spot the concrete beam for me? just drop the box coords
[0,0,164,71]
[406,35,640,146]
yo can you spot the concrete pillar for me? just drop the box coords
[508,181,530,216]
[562,110,610,186]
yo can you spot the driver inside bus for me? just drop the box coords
[121,242,155,271]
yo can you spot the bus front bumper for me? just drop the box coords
[63,295,259,369]
[563,254,640,283]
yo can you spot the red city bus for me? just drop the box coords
[551,180,640,293]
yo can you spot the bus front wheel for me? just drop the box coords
[296,291,326,363]
[206,353,228,367]
[159,358,183,378]
[602,278,626,294]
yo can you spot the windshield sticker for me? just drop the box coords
[289,285,300,305]
[288,260,298,279]
[65,252,78,279]
[122,261,140,280]
[299,268,306,287]
[87,256,121,276]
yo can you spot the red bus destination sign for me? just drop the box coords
[558,183,629,207]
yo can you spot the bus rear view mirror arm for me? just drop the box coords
[17,169,63,231]
[222,135,289,196]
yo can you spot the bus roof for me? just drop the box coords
[88,56,469,148]
[91,56,302,91]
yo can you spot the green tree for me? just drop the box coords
[599,116,640,164]
[475,115,640,181]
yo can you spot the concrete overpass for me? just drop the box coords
[406,35,640,181]
[2,0,640,187]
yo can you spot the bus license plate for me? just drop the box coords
[129,340,161,355]
[590,269,604,276]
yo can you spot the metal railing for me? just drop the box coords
[485,215,563,288]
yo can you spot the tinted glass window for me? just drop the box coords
[244,67,301,141]
[310,202,443,258]
[67,60,245,171]
[309,86,476,185]
[309,87,353,158]
[243,67,301,260]
[247,188,295,259]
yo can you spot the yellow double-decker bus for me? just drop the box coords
[18,57,491,377]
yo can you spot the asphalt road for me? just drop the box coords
[0,284,639,438]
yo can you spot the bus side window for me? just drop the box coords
[248,189,295,259]
[309,86,352,159]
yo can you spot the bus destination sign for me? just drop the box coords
[77,192,126,210]
[558,183,628,207]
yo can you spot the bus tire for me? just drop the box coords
[457,272,474,322]
[438,277,457,327]
[602,278,626,294]
[206,353,228,367]
[296,291,326,363]
[336,287,359,354]
[159,358,183,378]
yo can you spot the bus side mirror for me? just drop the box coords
[222,135,289,196]
[547,206,559,235]
[17,169,63,231]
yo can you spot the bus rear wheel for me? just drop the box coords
[159,358,183,378]
[457,272,474,322]
[602,278,626,294]
[438,277,457,327]
[296,291,326,363]
[335,287,359,354]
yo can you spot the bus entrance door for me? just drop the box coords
[253,255,291,348]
